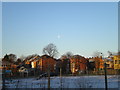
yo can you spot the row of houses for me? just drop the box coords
[1,54,120,76]
[88,55,120,70]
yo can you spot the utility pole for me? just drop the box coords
[101,53,108,90]
[104,62,108,90]
[48,61,50,90]
[60,67,62,89]
[48,69,50,89]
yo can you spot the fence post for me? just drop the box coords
[104,62,108,90]
[2,68,5,90]
[60,67,62,89]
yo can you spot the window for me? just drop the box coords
[117,60,119,64]
[106,64,109,67]
[115,60,117,64]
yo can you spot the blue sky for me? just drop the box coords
[2,2,118,58]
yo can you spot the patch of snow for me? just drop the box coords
[4,75,120,89]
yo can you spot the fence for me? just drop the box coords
[3,75,120,89]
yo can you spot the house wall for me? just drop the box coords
[114,55,120,69]
[42,58,56,72]
[70,56,87,74]
[31,61,37,68]
[106,61,114,69]
[94,57,104,71]
[37,56,56,72]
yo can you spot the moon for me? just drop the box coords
[57,35,61,39]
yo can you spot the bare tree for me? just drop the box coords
[107,51,113,57]
[93,51,102,57]
[19,55,26,61]
[9,54,17,62]
[61,52,73,60]
[43,43,58,58]
[43,43,58,89]
[65,52,73,59]
[2,54,17,63]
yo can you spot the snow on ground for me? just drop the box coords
[5,75,120,89]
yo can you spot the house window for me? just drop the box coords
[117,60,119,64]
[115,60,117,64]
[106,64,109,67]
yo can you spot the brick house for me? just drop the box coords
[37,55,56,73]
[70,55,87,74]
